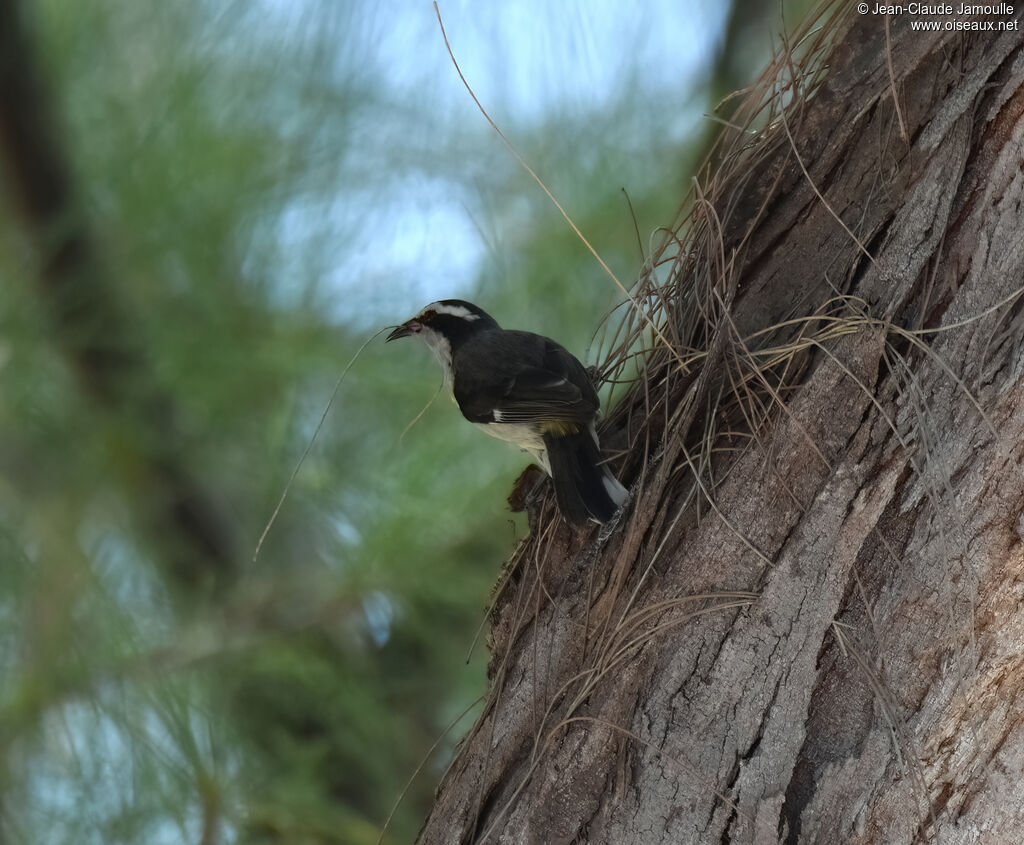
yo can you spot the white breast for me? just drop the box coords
[472,422,550,473]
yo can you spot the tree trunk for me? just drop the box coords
[418,5,1024,843]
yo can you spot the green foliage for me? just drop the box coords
[0,0,804,841]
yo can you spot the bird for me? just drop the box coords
[387,299,626,525]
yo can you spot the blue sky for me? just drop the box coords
[262,0,729,321]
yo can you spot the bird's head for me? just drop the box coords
[386,300,500,386]
[386,300,499,351]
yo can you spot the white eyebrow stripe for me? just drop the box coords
[425,302,480,320]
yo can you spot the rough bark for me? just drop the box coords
[419,6,1024,844]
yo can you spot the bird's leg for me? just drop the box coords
[507,463,547,516]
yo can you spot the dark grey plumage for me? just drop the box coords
[388,299,626,525]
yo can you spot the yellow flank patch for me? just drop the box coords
[540,420,581,437]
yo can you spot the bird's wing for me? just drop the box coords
[490,365,594,424]
[456,337,599,427]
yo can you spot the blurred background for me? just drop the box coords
[0,0,807,842]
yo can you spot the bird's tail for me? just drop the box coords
[543,426,626,525]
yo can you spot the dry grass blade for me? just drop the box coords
[431,3,690,375]
[253,327,388,563]
[377,696,484,845]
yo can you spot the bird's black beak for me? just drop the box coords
[386,321,416,342]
